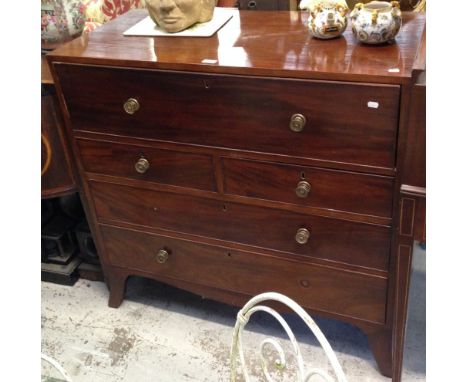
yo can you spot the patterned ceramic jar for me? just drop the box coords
[41,0,85,48]
[300,0,349,39]
[350,1,402,44]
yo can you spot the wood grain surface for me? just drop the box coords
[48,10,425,84]
[91,180,392,271]
[223,157,394,217]
[41,86,76,197]
[47,9,426,382]
[101,224,388,323]
[56,64,400,168]
[77,138,216,192]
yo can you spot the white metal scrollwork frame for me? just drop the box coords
[41,353,73,382]
[230,292,347,382]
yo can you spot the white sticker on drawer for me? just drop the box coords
[367,101,379,109]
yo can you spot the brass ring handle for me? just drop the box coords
[123,98,140,115]
[289,114,307,132]
[135,158,150,174]
[156,249,169,264]
[295,181,311,198]
[295,228,310,245]
[248,0,257,9]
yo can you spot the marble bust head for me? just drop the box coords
[147,0,217,33]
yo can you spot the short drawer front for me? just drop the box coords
[57,64,400,168]
[223,158,394,217]
[77,139,216,191]
[101,225,387,323]
[91,182,391,271]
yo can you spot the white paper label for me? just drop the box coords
[367,101,379,109]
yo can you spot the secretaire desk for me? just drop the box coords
[47,9,426,381]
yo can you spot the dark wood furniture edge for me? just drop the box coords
[412,24,426,75]
[41,84,78,197]
[41,185,77,199]
[42,55,54,85]
[387,27,426,379]
[386,42,426,382]
[48,55,416,86]
[400,186,425,244]
[385,54,425,379]
[46,57,120,300]
[362,325,393,377]
[400,184,425,197]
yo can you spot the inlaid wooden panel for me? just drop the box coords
[402,79,426,188]
[91,181,392,271]
[101,224,388,323]
[41,86,76,197]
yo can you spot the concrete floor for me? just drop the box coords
[41,244,425,382]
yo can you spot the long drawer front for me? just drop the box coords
[56,64,400,168]
[100,224,388,324]
[91,181,391,271]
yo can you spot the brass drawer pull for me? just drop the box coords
[135,157,150,174]
[123,98,140,115]
[156,249,169,264]
[289,113,307,132]
[295,228,310,245]
[247,0,257,9]
[295,180,311,198]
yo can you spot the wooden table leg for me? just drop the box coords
[105,267,128,308]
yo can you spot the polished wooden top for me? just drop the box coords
[48,10,425,84]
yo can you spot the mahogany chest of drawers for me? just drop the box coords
[48,9,425,381]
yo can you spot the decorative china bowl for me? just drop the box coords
[350,1,402,44]
[300,0,349,39]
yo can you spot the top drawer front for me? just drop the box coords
[56,64,400,168]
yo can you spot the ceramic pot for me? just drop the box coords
[41,0,85,48]
[350,1,402,44]
[301,0,349,39]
